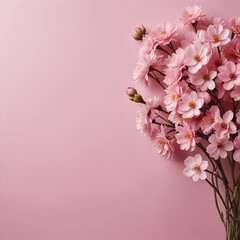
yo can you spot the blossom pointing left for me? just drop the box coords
[151,125,175,159]
[183,154,208,182]
[133,52,163,87]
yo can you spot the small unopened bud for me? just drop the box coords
[133,94,145,104]
[133,25,146,40]
[126,87,137,97]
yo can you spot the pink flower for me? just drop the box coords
[184,43,210,74]
[181,32,199,48]
[151,125,175,159]
[231,85,240,101]
[198,16,225,30]
[218,61,240,90]
[163,68,182,86]
[139,34,158,55]
[178,91,204,118]
[164,48,185,73]
[151,22,177,45]
[183,154,208,182]
[222,37,240,63]
[228,17,240,35]
[176,124,196,151]
[204,24,230,47]
[233,133,240,162]
[180,5,205,25]
[136,97,162,137]
[164,82,187,112]
[184,112,204,131]
[208,48,227,71]
[236,110,240,124]
[133,52,163,86]
[168,109,184,125]
[214,110,237,139]
[206,134,234,160]
[201,106,220,134]
[190,66,216,91]
[215,78,232,101]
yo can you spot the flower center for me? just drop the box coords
[171,94,176,101]
[217,143,223,149]
[190,39,195,44]
[221,123,227,129]
[188,14,194,17]
[157,140,165,145]
[202,74,210,81]
[212,34,219,42]
[184,133,190,139]
[230,73,236,80]
[193,54,200,62]
[192,164,200,172]
[161,30,167,35]
[188,101,196,108]
[236,25,240,29]
[209,118,215,124]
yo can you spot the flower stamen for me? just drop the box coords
[192,164,200,172]
[188,101,196,108]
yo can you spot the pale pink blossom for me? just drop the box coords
[139,34,158,55]
[181,32,199,48]
[176,124,196,151]
[228,17,240,35]
[206,134,234,160]
[190,66,217,91]
[136,107,152,137]
[208,48,227,71]
[151,125,175,159]
[184,112,204,131]
[178,91,204,118]
[204,24,230,47]
[218,61,240,90]
[201,106,220,134]
[222,37,240,63]
[168,109,184,125]
[183,154,208,182]
[231,85,240,101]
[151,22,177,45]
[233,133,240,162]
[198,16,225,30]
[163,68,182,86]
[214,110,237,139]
[180,5,205,25]
[215,78,232,101]
[164,82,187,112]
[164,48,185,73]
[133,52,163,86]
[184,43,210,74]
[236,110,240,124]
[136,97,162,137]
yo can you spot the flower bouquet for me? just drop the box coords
[126,5,240,239]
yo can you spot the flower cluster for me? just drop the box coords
[127,5,240,183]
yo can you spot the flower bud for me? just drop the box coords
[126,87,137,97]
[132,94,145,103]
[133,25,146,40]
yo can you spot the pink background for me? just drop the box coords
[0,0,239,239]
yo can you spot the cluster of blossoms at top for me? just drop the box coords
[128,5,240,182]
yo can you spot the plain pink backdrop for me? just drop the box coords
[0,0,239,239]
